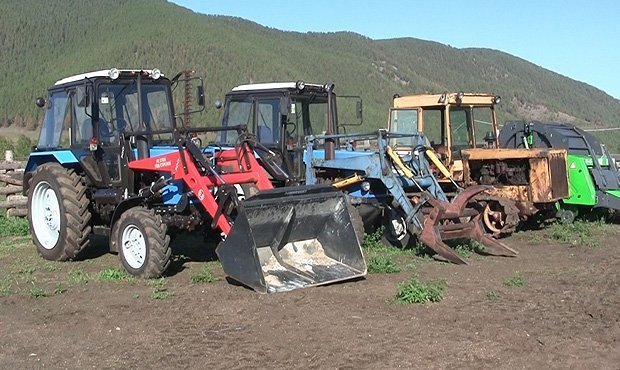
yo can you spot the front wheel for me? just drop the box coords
[112,207,171,278]
[27,163,92,261]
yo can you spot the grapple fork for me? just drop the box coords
[419,185,518,264]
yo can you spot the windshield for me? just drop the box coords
[389,109,418,146]
[97,81,173,144]
[219,92,332,146]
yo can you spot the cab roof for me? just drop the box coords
[231,82,327,92]
[393,92,498,108]
[53,68,163,86]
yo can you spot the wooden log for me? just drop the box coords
[0,173,23,186]
[0,185,23,195]
[0,161,26,171]
[6,207,28,217]
[0,195,28,209]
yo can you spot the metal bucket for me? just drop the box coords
[216,185,367,293]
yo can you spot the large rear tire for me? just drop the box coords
[27,163,92,261]
[112,207,171,278]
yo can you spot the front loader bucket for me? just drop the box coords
[216,185,367,293]
[420,186,518,264]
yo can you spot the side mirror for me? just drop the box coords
[197,86,205,106]
[356,100,363,120]
[214,100,222,110]
[35,97,46,108]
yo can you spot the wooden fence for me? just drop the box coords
[0,151,27,217]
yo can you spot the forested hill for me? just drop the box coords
[1,0,619,139]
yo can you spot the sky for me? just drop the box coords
[170,0,620,100]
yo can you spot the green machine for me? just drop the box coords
[499,121,620,221]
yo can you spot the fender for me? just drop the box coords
[23,150,80,194]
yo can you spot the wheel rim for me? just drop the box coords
[31,181,61,250]
[389,216,408,241]
[483,203,506,234]
[121,224,147,269]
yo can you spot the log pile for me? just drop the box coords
[0,152,27,217]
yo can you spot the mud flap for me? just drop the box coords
[216,185,367,293]
[420,186,518,264]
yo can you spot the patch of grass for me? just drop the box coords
[367,256,401,274]
[190,264,216,284]
[97,268,131,282]
[0,280,13,297]
[0,216,30,237]
[546,219,608,248]
[42,262,59,272]
[150,278,173,300]
[362,227,389,252]
[394,276,445,304]
[362,227,421,258]
[68,269,88,286]
[28,282,46,298]
[53,282,65,295]
[504,272,526,288]
[485,290,499,299]
[452,240,486,258]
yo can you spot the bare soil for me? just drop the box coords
[1,226,619,369]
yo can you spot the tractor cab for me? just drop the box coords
[218,81,362,184]
[389,92,501,167]
[28,68,203,194]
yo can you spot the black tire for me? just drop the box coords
[347,202,365,245]
[27,163,92,261]
[112,207,171,278]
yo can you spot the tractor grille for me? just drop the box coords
[549,152,569,198]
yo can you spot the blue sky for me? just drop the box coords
[171,0,620,99]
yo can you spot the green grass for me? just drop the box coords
[452,240,486,258]
[0,280,13,297]
[504,272,526,288]
[150,278,173,300]
[0,216,30,237]
[485,290,499,299]
[97,268,131,282]
[190,263,216,284]
[28,281,46,298]
[394,276,445,304]
[367,256,401,274]
[546,219,607,248]
[68,269,88,286]
[53,282,65,295]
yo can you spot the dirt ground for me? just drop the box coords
[1,225,619,369]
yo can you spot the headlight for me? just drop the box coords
[108,68,120,80]
[493,95,501,104]
[151,68,161,80]
[295,80,305,91]
[361,181,371,192]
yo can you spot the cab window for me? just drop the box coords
[38,91,69,149]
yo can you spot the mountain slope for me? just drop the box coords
[1,0,618,148]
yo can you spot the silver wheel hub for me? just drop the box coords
[31,181,61,250]
[121,225,146,269]
[390,217,407,241]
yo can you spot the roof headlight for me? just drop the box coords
[151,68,161,80]
[493,95,501,104]
[295,80,305,91]
[108,68,120,80]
